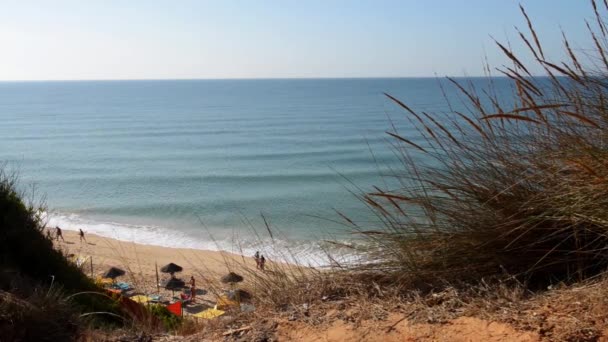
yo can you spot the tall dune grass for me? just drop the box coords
[344,1,608,287]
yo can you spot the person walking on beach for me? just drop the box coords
[189,276,196,302]
[55,226,64,242]
[259,255,266,271]
[79,229,87,243]
[254,251,260,269]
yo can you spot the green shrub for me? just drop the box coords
[149,304,182,331]
[0,170,95,293]
[0,169,124,338]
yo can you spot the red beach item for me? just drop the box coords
[166,301,182,316]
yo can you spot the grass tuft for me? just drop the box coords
[339,0,608,289]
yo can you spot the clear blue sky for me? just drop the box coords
[0,1,595,80]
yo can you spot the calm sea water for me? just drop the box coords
[0,78,516,264]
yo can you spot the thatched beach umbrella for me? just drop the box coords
[160,263,183,277]
[221,272,244,308]
[227,289,251,302]
[162,277,185,296]
[103,266,125,280]
[221,272,243,284]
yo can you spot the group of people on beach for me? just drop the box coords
[51,226,87,243]
[253,251,266,270]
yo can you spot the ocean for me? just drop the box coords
[0,78,515,265]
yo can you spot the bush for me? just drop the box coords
[0,170,95,293]
[0,169,124,338]
[149,304,182,331]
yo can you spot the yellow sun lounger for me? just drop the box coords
[193,308,225,319]
[130,295,150,304]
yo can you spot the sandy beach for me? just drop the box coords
[50,229,260,309]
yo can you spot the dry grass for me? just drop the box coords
[0,286,82,342]
[329,0,608,289]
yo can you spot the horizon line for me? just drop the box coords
[0,75,531,82]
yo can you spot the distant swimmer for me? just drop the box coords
[79,229,86,243]
[55,226,65,241]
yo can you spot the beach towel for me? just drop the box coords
[193,308,225,319]
[106,288,122,298]
[166,301,182,316]
[130,295,150,304]
[179,293,192,304]
[149,294,162,302]
[95,277,113,286]
[111,282,132,291]
[215,294,238,310]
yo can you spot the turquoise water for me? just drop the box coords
[0,78,515,263]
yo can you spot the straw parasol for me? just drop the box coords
[221,272,244,308]
[160,263,183,277]
[162,277,185,296]
[103,266,125,280]
[221,272,243,284]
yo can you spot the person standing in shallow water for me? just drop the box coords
[55,226,64,242]
[79,229,86,243]
[254,251,260,269]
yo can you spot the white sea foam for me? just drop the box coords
[42,211,360,267]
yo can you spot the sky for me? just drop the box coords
[0,1,596,80]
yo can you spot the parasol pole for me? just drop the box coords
[90,257,93,278]
[155,262,160,293]
[235,283,241,311]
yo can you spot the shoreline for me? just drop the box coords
[45,212,347,267]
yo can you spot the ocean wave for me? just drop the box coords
[42,211,360,267]
[36,170,382,184]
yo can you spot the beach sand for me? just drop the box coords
[50,229,260,311]
[50,231,558,341]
